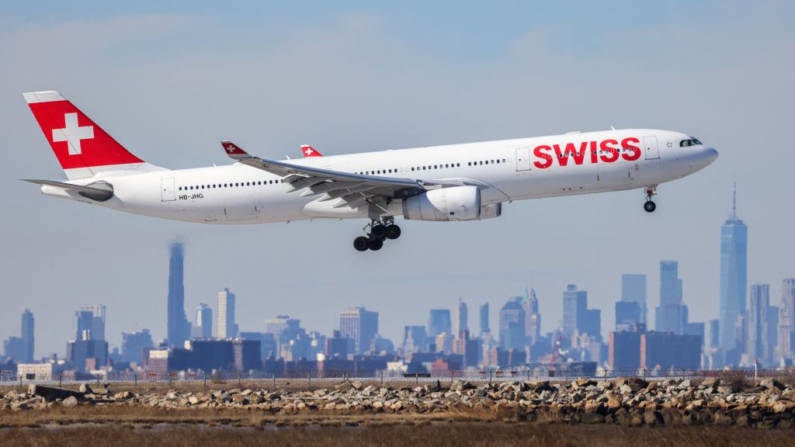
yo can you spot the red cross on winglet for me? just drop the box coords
[220,140,250,158]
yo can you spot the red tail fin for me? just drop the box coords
[300,145,323,157]
[24,91,152,179]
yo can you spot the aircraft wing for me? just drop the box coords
[220,141,446,210]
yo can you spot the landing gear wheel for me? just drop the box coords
[368,239,384,251]
[371,224,386,238]
[385,225,402,240]
[353,236,370,252]
[644,201,657,213]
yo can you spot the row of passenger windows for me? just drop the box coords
[179,159,511,191]
[178,179,284,191]
[354,159,508,176]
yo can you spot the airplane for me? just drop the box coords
[22,90,718,252]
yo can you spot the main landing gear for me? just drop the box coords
[644,185,657,213]
[353,219,401,252]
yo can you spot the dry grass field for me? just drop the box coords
[1,404,795,447]
[2,423,795,447]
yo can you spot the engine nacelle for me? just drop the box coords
[402,186,481,221]
[479,203,502,220]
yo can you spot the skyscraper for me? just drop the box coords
[562,285,587,339]
[523,288,541,345]
[167,242,190,346]
[339,307,378,354]
[68,304,109,370]
[615,301,641,332]
[747,284,771,365]
[74,305,106,341]
[499,297,526,351]
[194,303,213,339]
[217,288,237,339]
[776,278,795,362]
[21,309,34,363]
[621,274,647,324]
[79,305,106,341]
[719,184,747,358]
[452,299,468,338]
[75,310,94,340]
[656,261,688,334]
[479,303,490,335]
[427,309,452,338]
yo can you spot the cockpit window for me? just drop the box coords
[679,138,703,147]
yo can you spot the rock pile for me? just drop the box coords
[2,377,795,427]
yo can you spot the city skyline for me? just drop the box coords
[1,2,794,357]
[5,236,795,363]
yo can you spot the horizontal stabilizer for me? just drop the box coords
[22,179,114,202]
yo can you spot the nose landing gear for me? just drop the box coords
[644,185,657,213]
[352,218,401,252]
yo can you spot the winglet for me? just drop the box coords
[220,140,251,160]
[300,144,323,158]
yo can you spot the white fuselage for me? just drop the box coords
[42,129,718,224]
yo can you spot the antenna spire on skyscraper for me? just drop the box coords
[733,179,737,221]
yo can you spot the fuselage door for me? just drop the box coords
[516,147,531,172]
[161,177,176,202]
[643,136,660,160]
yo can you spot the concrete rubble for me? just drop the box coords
[2,377,795,427]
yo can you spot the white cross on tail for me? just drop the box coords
[52,113,94,155]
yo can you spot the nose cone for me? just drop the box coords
[704,147,719,165]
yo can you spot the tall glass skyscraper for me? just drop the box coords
[217,288,238,339]
[656,261,687,334]
[499,297,526,351]
[719,184,747,359]
[478,303,490,335]
[167,242,190,347]
[194,303,213,339]
[523,288,541,345]
[452,299,469,338]
[339,307,378,354]
[21,309,34,363]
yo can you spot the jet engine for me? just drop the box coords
[479,203,502,220]
[402,186,481,221]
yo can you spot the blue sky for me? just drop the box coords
[1,1,793,358]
